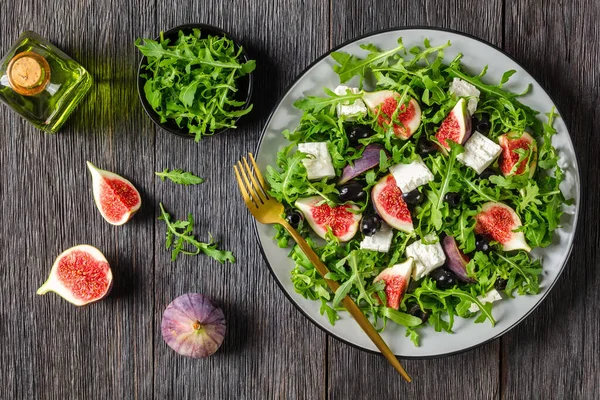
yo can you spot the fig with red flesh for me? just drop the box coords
[362,91,422,140]
[435,98,472,154]
[475,202,531,252]
[37,245,113,306]
[374,258,414,309]
[161,293,226,358]
[498,131,538,178]
[87,161,142,225]
[442,236,476,283]
[295,196,361,242]
[371,174,414,233]
[339,143,387,185]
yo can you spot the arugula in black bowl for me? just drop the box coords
[136,24,255,141]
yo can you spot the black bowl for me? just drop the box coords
[136,23,254,139]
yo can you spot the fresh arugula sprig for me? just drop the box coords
[136,29,256,141]
[158,202,235,263]
[155,168,205,185]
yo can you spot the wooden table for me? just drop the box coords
[1,0,597,398]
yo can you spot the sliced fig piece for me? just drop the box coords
[442,236,476,283]
[498,131,538,178]
[339,143,387,184]
[362,91,422,139]
[475,202,531,252]
[161,293,226,358]
[435,98,472,154]
[295,196,361,242]
[37,245,113,306]
[374,258,414,309]
[371,174,414,233]
[87,162,142,225]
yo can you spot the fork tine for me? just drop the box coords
[233,165,258,211]
[237,160,263,205]
[242,157,267,203]
[248,153,269,197]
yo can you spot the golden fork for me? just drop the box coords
[234,153,411,382]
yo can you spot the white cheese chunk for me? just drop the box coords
[449,78,480,115]
[457,131,503,174]
[334,85,367,119]
[298,142,336,180]
[469,289,503,312]
[406,234,446,280]
[360,223,394,253]
[389,157,434,193]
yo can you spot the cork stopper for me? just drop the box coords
[7,51,51,96]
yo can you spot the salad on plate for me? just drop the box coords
[265,38,568,345]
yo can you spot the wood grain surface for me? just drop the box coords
[0,0,596,399]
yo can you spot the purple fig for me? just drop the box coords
[161,293,226,358]
[339,143,387,185]
[441,236,476,283]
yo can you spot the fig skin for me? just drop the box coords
[339,143,387,184]
[161,293,226,359]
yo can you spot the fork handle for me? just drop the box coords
[278,219,411,382]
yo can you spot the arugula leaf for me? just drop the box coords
[158,203,235,263]
[155,168,205,185]
[135,30,255,141]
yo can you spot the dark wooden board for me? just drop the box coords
[0,0,598,398]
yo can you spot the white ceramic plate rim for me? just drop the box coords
[253,27,581,358]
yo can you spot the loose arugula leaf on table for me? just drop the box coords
[155,168,205,185]
[158,203,235,263]
[135,29,256,141]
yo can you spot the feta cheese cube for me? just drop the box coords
[334,85,367,119]
[457,131,503,174]
[468,289,503,312]
[298,142,336,180]
[360,223,394,253]
[449,78,480,115]
[406,234,446,280]
[389,157,434,193]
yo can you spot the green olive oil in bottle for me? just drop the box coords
[0,31,92,133]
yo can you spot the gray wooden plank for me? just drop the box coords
[327,0,503,398]
[151,1,329,399]
[0,1,156,399]
[502,1,599,399]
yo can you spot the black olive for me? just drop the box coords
[360,214,382,236]
[472,114,491,134]
[418,140,438,156]
[346,125,374,145]
[479,168,496,180]
[430,268,457,290]
[475,235,491,253]
[494,278,508,291]
[408,304,430,323]
[402,189,424,206]
[443,192,461,207]
[285,210,303,229]
[338,181,367,202]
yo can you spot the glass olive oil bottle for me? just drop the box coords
[0,31,92,133]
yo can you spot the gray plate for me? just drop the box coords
[253,28,580,358]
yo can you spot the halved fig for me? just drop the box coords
[374,258,414,309]
[498,131,538,178]
[37,245,113,306]
[295,196,361,242]
[87,162,142,225]
[339,143,387,185]
[475,202,531,252]
[371,174,414,233]
[441,236,476,283]
[435,98,472,154]
[362,91,422,139]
